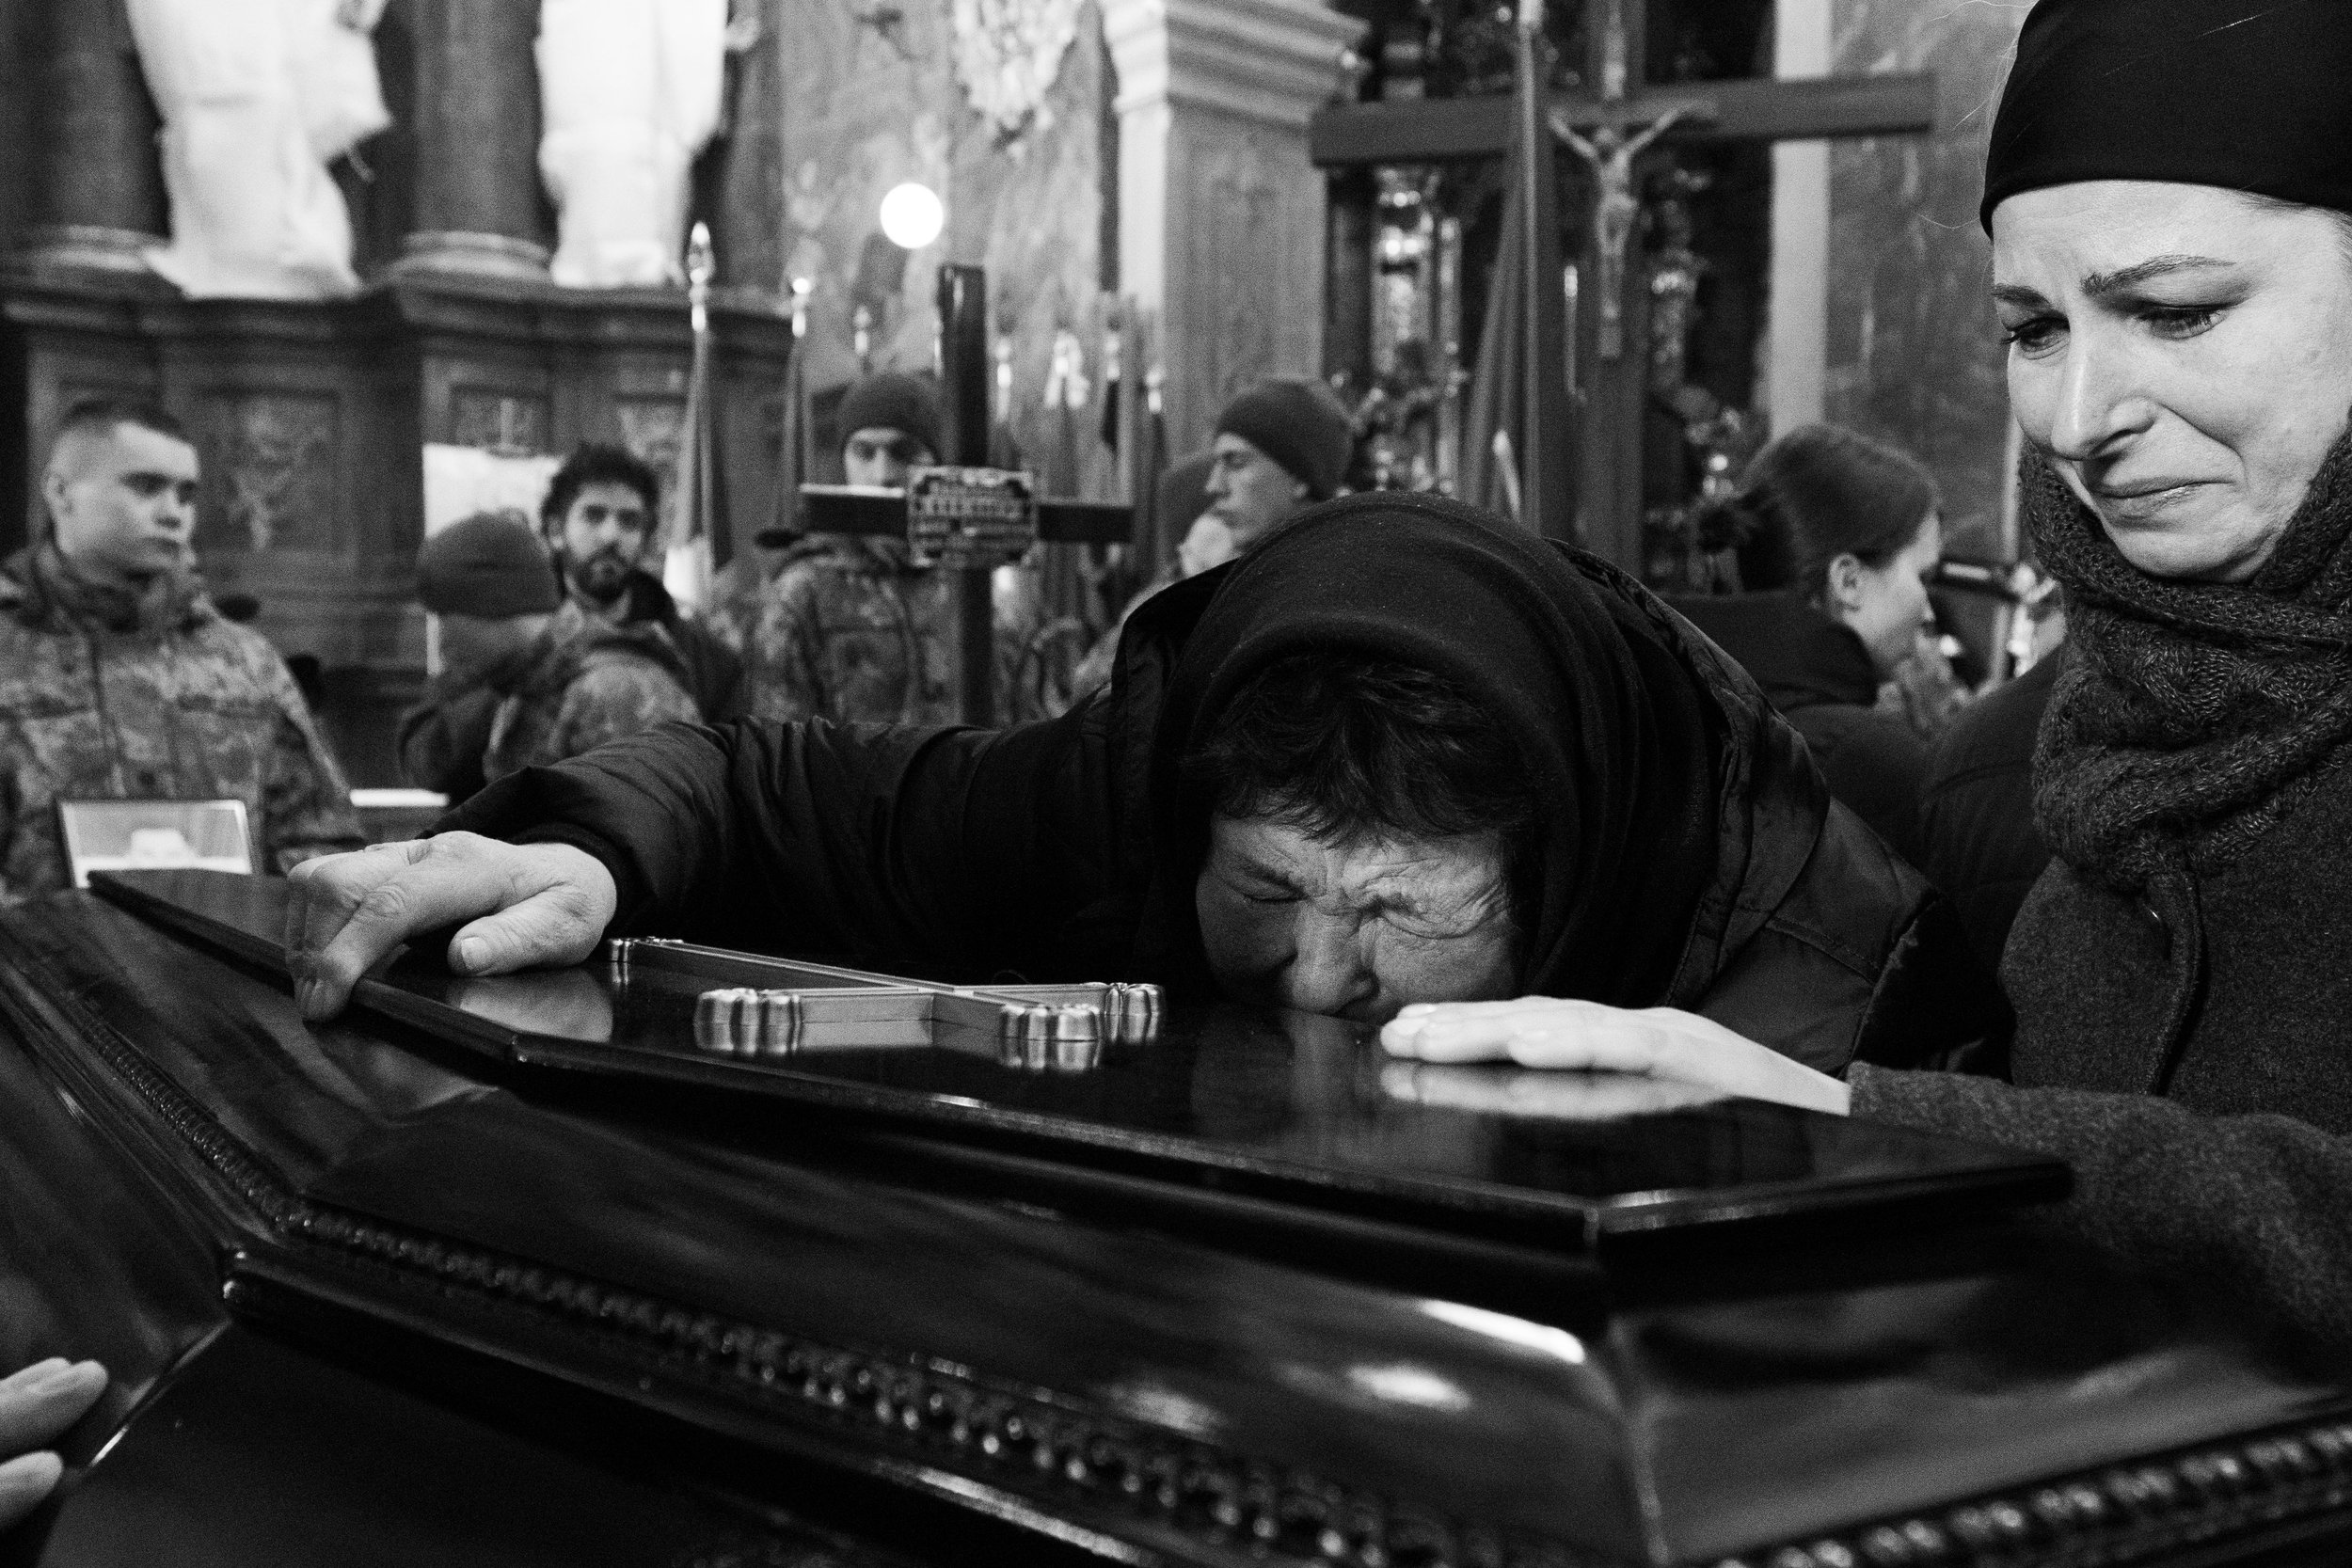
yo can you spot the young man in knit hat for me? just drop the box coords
[0,398,361,901]
[1067,381,1356,702]
[1204,377,1356,553]
[742,371,975,725]
[406,511,699,786]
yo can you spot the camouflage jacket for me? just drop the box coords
[744,537,963,726]
[401,570,742,805]
[0,546,363,901]
[482,601,701,783]
[703,552,768,658]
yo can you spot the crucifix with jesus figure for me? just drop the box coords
[1311,0,1936,571]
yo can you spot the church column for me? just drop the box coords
[13,0,167,276]
[1766,0,1832,436]
[1103,0,1365,452]
[709,0,786,298]
[395,0,551,281]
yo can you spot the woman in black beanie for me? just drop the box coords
[1392,0,2352,1353]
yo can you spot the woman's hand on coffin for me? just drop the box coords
[1379,997,1851,1116]
[285,833,618,1022]
[0,1358,106,1532]
[1379,1060,1729,1119]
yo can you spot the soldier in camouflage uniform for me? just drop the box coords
[414,511,699,785]
[481,599,700,780]
[0,399,362,901]
[746,373,968,725]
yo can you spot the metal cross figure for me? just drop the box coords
[1551,106,1691,361]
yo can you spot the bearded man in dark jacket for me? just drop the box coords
[287,496,2002,1085]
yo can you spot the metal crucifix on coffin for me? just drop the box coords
[609,938,1163,1073]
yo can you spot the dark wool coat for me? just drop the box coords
[449,518,2004,1080]
[1670,592,1930,864]
[1855,752,2352,1352]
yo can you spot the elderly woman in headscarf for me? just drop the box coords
[1392,0,2352,1349]
[282,492,1998,1078]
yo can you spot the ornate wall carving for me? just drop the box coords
[449,389,551,454]
[196,391,340,556]
[613,396,689,511]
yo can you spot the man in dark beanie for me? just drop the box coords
[1207,377,1355,553]
[743,371,981,725]
[401,511,698,791]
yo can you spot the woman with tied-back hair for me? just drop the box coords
[1393,0,2352,1353]
[1674,424,1947,861]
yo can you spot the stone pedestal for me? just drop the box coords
[1103,0,1363,452]
[11,0,167,277]
[391,0,553,282]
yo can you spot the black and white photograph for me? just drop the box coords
[2,1,2350,1563]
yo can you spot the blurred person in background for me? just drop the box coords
[401,446,740,802]
[1671,424,1946,860]
[743,372,973,725]
[410,512,698,784]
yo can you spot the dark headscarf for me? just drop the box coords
[1981,0,2352,232]
[1136,494,1733,1006]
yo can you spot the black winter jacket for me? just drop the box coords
[1672,592,1929,863]
[1915,653,2060,974]
[451,557,2003,1080]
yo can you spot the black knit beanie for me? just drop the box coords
[417,511,563,618]
[835,372,945,461]
[1214,378,1354,500]
[1981,0,2352,233]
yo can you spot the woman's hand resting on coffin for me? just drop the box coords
[285,833,617,1022]
[1379,997,1852,1116]
[0,1358,106,1532]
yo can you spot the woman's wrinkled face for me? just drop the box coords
[1195,815,1518,1026]
[1993,182,2352,581]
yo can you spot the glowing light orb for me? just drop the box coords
[878,182,946,250]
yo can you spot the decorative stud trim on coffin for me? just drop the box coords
[1711,1418,2352,1568]
[0,938,1601,1568]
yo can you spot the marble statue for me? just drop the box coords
[536,0,731,289]
[123,0,389,300]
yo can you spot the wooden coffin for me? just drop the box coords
[1,869,2349,1568]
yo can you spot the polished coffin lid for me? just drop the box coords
[92,869,2072,1257]
[3,876,2351,1567]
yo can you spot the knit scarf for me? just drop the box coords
[2029,421,2352,891]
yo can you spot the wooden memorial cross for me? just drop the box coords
[797,264,1132,728]
[1309,0,1937,567]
